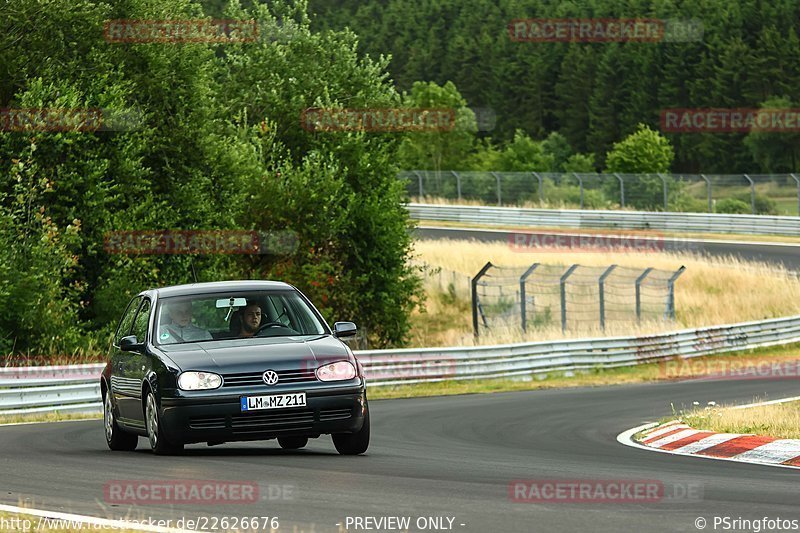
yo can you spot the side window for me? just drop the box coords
[131,299,152,343]
[114,296,142,345]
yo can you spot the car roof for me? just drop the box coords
[150,280,294,298]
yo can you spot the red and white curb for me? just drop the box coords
[617,396,800,470]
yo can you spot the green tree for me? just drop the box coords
[744,97,800,172]
[396,81,478,172]
[605,124,675,174]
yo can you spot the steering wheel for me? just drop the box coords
[255,321,290,335]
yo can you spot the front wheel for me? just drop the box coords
[104,391,138,451]
[332,404,370,455]
[145,392,183,455]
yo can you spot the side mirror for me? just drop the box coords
[119,335,143,352]
[333,322,357,338]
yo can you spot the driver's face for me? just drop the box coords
[169,303,193,327]
[242,306,262,333]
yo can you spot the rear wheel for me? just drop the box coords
[332,404,370,455]
[278,436,308,450]
[104,391,138,451]
[145,392,183,455]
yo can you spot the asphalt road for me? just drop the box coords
[2,378,800,532]
[2,226,800,532]
[414,225,800,271]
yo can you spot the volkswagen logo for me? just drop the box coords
[262,370,279,386]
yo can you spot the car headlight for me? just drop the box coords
[316,361,356,382]
[178,371,222,391]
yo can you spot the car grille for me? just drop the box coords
[231,408,315,434]
[221,368,318,387]
[188,407,352,433]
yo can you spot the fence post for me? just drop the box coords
[560,264,579,333]
[519,263,540,332]
[451,170,462,201]
[700,174,712,213]
[572,172,584,209]
[635,267,654,322]
[599,264,617,331]
[472,262,494,338]
[742,174,756,214]
[532,171,543,204]
[490,171,502,206]
[613,173,625,208]
[665,266,686,320]
[790,174,800,216]
[657,173,669,211]
[413,170,424,198]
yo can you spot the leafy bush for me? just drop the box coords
[715,198,751,214]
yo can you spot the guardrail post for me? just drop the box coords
[413,170,424,198]
[613,173,625,208]
[572,172,584,209]
[519,263,540,332]
[532,171,543,204]
[560,264,579,333]
[490,172,502,206]
[472,261,494,338]
[451,170,462,201]
[665,266,686,320]
[790,173,800,216]
[657,173,669,211]
[599,264,617,331]
[743,174,756,214]
[635,267,653,322]
[700,174,712,213]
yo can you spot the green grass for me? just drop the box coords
[0,411,99,425]
[3,343,800,423]
[370,342,800,400]
[677,401,800,440]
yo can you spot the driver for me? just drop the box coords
[237,300,263,338]
[158,301,212,343]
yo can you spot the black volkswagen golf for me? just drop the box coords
[102,280,369,455]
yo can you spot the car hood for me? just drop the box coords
[158,335,351,374]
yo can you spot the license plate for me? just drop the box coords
[240,393,306,412]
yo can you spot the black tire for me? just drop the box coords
[278,436,309,450]
[332,404,370,455]
[145,392,183,455]
[104,391,138,451]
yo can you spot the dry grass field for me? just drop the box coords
[408,238,800,347]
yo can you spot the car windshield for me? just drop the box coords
[155,290,326,345]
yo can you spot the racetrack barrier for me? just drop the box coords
[1,314,799,414]
[407,203,800,237]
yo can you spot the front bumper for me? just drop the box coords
[159,382,366,445]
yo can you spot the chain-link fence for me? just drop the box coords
[400,170,800,215]
[472,262,685,337]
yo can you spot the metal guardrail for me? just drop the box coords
[407,203,800,237]
[2,314,799,414]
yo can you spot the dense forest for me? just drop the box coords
[1,0,420,356]
[296,0,800,173]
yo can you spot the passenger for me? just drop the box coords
[238,301,263,337]
[158,301,212,343]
